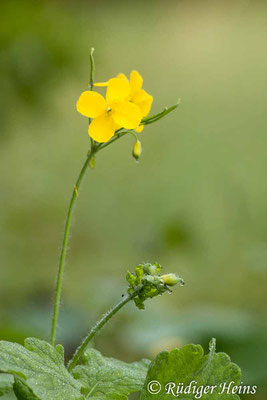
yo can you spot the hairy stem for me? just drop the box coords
[50,148,96,346]
[67,284,142,371]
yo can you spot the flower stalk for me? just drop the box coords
[68,262,183,371]
[67,284,143,372]
[50,48,179,346]
[50,149,96,346]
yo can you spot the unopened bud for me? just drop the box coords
[143,263,161,276]
[132,140,142,161]
[161,273,183,287]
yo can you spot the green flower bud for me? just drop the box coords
[143,263,161,276]
[126,263,184,310]
[160,273,183,286]
[132,140,142,161]
[142,275,161,286]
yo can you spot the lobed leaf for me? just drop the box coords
[0,373,14,396]
[13,377,39,400]
[0,338,83,400]
[72,348,150,400]
[141,339,241,400]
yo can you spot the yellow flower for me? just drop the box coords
[77,74,142,143]
[129,71,153,117]
[95,71,153,133]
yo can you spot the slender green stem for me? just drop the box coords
[50,129,119,346]
[98,129,128,151]
[50,47,97,346]
[141,102,180,126]
[50,149,96,346]
[67,284,143,371]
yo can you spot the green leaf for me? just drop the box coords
[141,339,241,400]
[13,377,39,400]
[72,348,150,399]
[0,338,83,400]
[0,373,14,396]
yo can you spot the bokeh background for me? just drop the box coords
[0,0,266,398]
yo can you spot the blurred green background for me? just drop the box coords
[0,0,266,398]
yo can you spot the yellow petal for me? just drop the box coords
[112,101,142,129]
[135,125,144,133]
[77,91,107,118]
[114,123,122,131]
[94,81,109,87]
[132,89,153,117]
[130,71,143,95]
[88,114,115,143]
[106,74,130,104]
[117,73,127,79]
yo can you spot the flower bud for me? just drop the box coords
[160,273,183,287]
[142,275,161,286]
[132,140,142,161]
[143,264,160,276]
